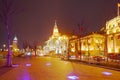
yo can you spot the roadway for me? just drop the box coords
[0,56,120,80]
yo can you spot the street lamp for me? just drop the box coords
[3,44,6,51]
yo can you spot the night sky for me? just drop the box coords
[0,0,119,48]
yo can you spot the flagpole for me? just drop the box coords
[118,3,120,16]
[118,7,119,16]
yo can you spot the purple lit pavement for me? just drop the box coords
[0,57,120,80]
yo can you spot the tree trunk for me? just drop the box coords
[6,16,12,67]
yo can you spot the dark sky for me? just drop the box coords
[0,0,119,48]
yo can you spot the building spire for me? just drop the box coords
[55,20,57,26]
[13,35,17,41]
[53,20,59,37]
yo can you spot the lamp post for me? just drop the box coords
[79,35,82,61]
[105,34,108,62]
[67,39,70,60]
[3,44,6,51]
[87,38,90,63]
[78,25,83,61]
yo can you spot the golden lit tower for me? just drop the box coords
[53,20,60,37]
[12,36,19,51]
[43,20,68,55]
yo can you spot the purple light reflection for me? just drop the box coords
[26,63,31,67]
[102,72,112,76]
[67,72,79,80]
[18,70,31,80]
[46,62,51,66]
[12,64,19,67]
[22,73,30,80]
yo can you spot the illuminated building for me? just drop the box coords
[106,16,120,53]
[68,35,79,56]
[43,21,68,55]
[12,36,19,52]
[69,33,105,59]
[68,4,120,59]
[80,33,105,57]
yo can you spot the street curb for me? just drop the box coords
[62,59,120,71]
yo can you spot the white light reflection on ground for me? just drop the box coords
[67,75,79,80]
[26,63,31,67]
[46,62,52,66]
[12,64,19,67]
[67,72,79,80]
[102,71,112,76]
[64,61,68,64]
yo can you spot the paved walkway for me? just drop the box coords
[0,57,120,80]
[0,57,69,80]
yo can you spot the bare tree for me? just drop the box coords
[33,41,38,56]
[22,41,29,51]
[0,0,16,66]
[22,41,33,54]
